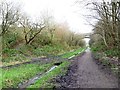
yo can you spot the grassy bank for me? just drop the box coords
[91,46,118,74]
[2,44,73,66]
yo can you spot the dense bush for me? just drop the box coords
[31,32,52,48]
[2,29,24,51]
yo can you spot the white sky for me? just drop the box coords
[2,0,95,33]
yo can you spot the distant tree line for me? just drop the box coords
[87,1,120,57]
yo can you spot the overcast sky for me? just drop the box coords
[2,0,95,33]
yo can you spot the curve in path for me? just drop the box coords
[77,48,118,88]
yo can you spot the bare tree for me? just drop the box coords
[19,15,46,45]
[42,12,56,41]
[84,1,120,49]
[0,1,20,36]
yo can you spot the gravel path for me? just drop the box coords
[56,48,118,88]
[77,49,118,88]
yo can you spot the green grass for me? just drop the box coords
[62,47,85,58]
[2,54,30,66]
[91,45,118,74]
[1,47,86,88]
[27,61,70,89]
[1,62,53,88]
[26,47,85,89]
[2,44,70,66]
[104,49,118,57]
[2,45,33,66]
[32,44,71,57]
[91,45,118,57]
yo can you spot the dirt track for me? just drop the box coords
[56,48,118,88]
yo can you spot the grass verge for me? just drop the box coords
[1,47,86,89]
[1,62,53,88]
[61,47,86,59]
[91,46,118,74]
[27,47,86,89]
[27,61,70,89]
